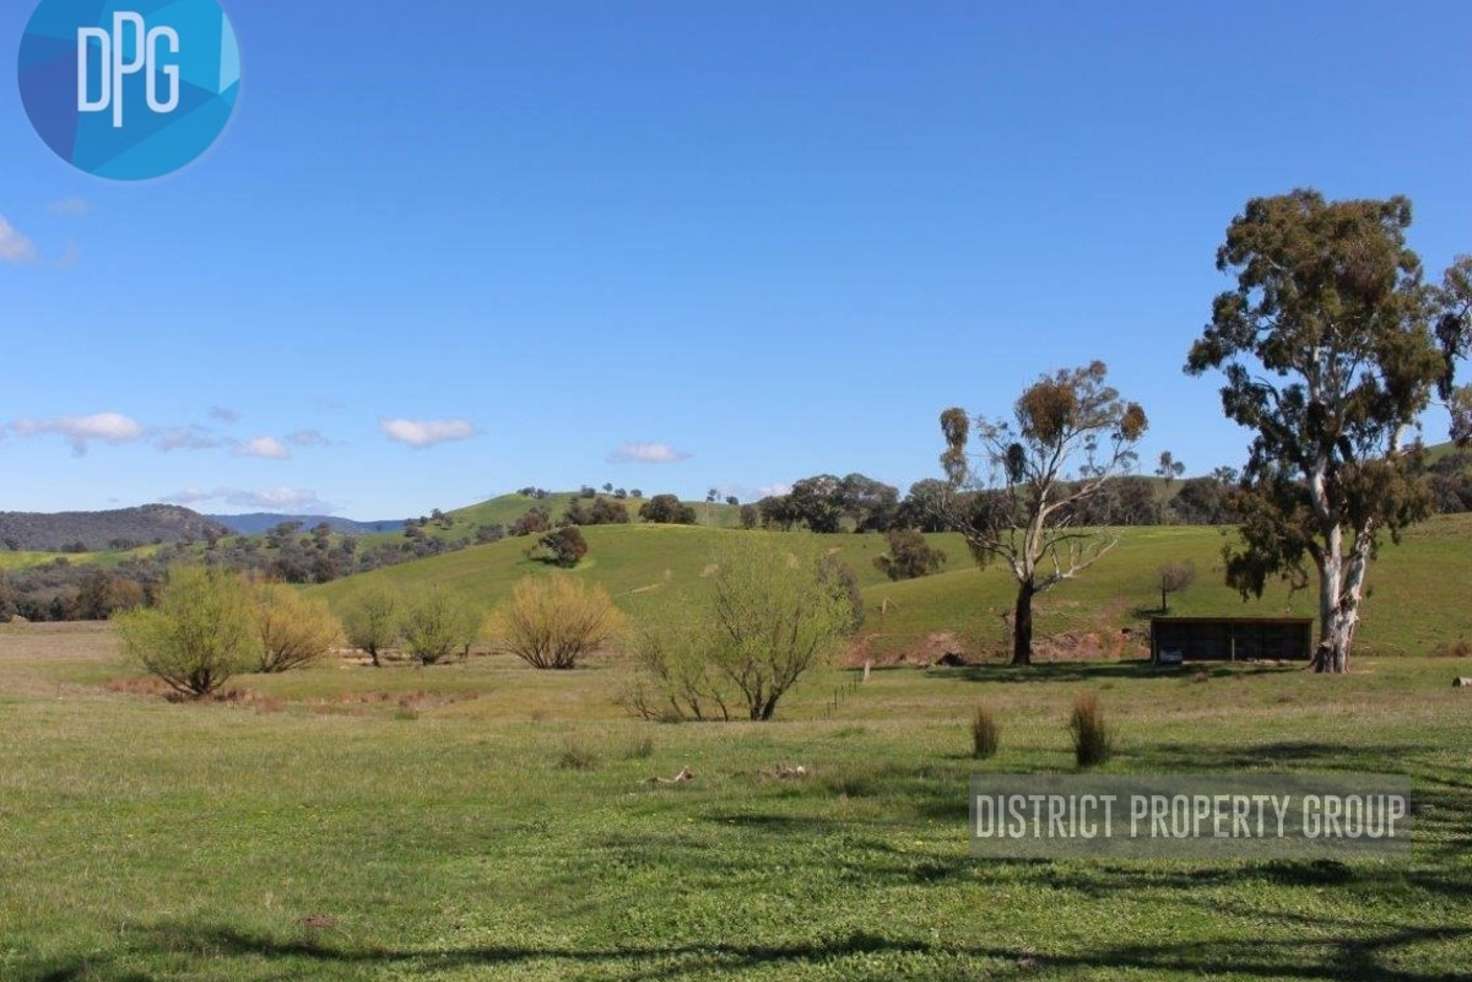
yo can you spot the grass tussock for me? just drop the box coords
[970,704,1000,759]
[556,737,599,771]
[623,735,656,760]
[1069,693,1114,768]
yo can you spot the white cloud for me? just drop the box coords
[235,436,291,460]
[380,417,475,448]
[160,487,338,513]
[11,412,143,455]
[208,406,240,423]
[758,483,793,498]
[0,216,38,264]
[48,197,90,217]
[609,441,692,464]
[153,425,223,452]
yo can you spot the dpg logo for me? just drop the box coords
[77,13,182,128]
[18,0,240,181]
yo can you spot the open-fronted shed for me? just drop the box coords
[1150,617,1314,663]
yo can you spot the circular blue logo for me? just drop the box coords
[17,0,240,181]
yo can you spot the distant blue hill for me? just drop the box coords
[207,514,406,535]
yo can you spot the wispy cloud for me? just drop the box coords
[208,406,240,424]
[234,436,291,460]
[161,487,338,513]
[608,441,692,464]
[0,216,38,264]
[758,483,793,498]
[153,425,224,452]
[380,417,475,448]
[11,412,143,455]
[48,197,90,217]
[286,429,332,448]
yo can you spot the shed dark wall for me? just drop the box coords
[1152,620,1313,661]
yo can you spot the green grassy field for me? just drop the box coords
[315,515,1472,661]
[0,544,159,572]
[2,621,1470,980]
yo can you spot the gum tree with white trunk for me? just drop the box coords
[1187,190,1465,673]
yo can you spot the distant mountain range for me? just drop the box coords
[0,505,228,552]
[206,514,406,535]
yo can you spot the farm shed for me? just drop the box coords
[1150,617,1314,663]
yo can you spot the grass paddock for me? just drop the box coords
[2,621,1471,979]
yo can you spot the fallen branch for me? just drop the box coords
[646,766,695,785]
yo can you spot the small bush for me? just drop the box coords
[486,577,624,670]
[1433,638,1472,658]
[341,587,400,667]
[114,566,259,698]
[970,705,1000,759]
[623,538,854,722]
[1069,694,1113,768]
[253,583,343,673]
[624,735,655,760]
[401,589,480,665]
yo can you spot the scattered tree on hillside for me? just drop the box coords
[739,504,759,530]
[1168,475,1239,525]
[562,496,630,527]
[266,522,303,549]
[533,526,589,568]
[639,494,697,525]
[725,496,740,507]
[939,361,1148,665]
[759,473,900,533]
[1186,190,1461,672]
[474,523,506,544]
[894,480,953,533]
[509,507,552,537]
[1156,451,1186,486]
[874,528,948,581]
[1156,561,1197,612]
[115,567,259,697]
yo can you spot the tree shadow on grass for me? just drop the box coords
[53,919,1469,982]
[1120,740,1424,773]
[927,660,1298,684]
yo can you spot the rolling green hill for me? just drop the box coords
[311,514,1472,660]
[358,492,743,548]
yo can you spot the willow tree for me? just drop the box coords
[1186,190,1463,673]
[939,362,1148,665]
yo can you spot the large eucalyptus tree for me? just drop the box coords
[1187,190,1466,672]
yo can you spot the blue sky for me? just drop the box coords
[4,1,1471,519]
